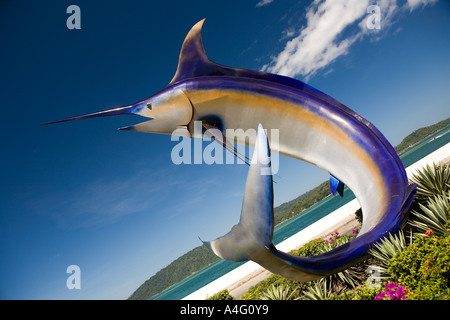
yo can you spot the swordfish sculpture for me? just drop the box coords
[44,19,416,281]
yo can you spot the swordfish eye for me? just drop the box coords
[146,103,152,110]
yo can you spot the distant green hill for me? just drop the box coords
[394,117,450,153]
[128,117,450,300]
[273,180,330,226]
[128,245,218,300]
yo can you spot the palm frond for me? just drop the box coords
[410,163,450,202]
[409,191,450,237]
[368,230,407,280]
[260,283,298,300]
[301,279,331,300]
[316,234,364,291]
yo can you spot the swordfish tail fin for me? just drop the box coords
[201,124,274,262]
[201,124,329,282]
[200,124,324,282]
[200,124,416,283]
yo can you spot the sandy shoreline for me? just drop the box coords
[183,142,450,300]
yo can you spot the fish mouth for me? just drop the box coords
[42,88,195,139]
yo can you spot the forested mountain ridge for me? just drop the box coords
[128,117,449,300]
[128,245,217,300]
[394,117,450,153]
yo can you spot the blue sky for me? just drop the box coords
[1,0,449,299]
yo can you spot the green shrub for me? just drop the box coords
[240,235,368,300]
[318,233,366,291]
[289,238,324,257]
[240,273,307,300]
[327,285,382,300]
[368,230,408,281]
[260,283,298,300]
[239,274,277,300]
[388,234,450,300]
[354,208,363,224]
[206,289,234,300]
[240,238,328,300]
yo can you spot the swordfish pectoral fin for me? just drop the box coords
[201,124,274,261]
[202,122,251,166]
[329,174,345,197]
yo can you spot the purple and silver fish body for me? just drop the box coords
[44,20,416,281]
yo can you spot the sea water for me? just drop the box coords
[151,125,450,300]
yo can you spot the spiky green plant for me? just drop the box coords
[368,230,408,280]
[410,163,450,202]
[317,233,363,291]
[301,279,331,300]
[409,191,450,237]
[260,283,298,300]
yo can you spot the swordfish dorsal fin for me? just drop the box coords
[169,19,272,85]
[169,19,220,85]
[168,19,345,111]
[168,19,248,85]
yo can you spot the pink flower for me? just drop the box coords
[374,283,408,300]
[374,292,386,300]
[385,282,398,290]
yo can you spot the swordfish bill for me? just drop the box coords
[44,19,416,280]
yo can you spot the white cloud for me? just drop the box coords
[256,0,274,8]
[265,0,370,79]
[406,0,438,11]
[264,0,438,80]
